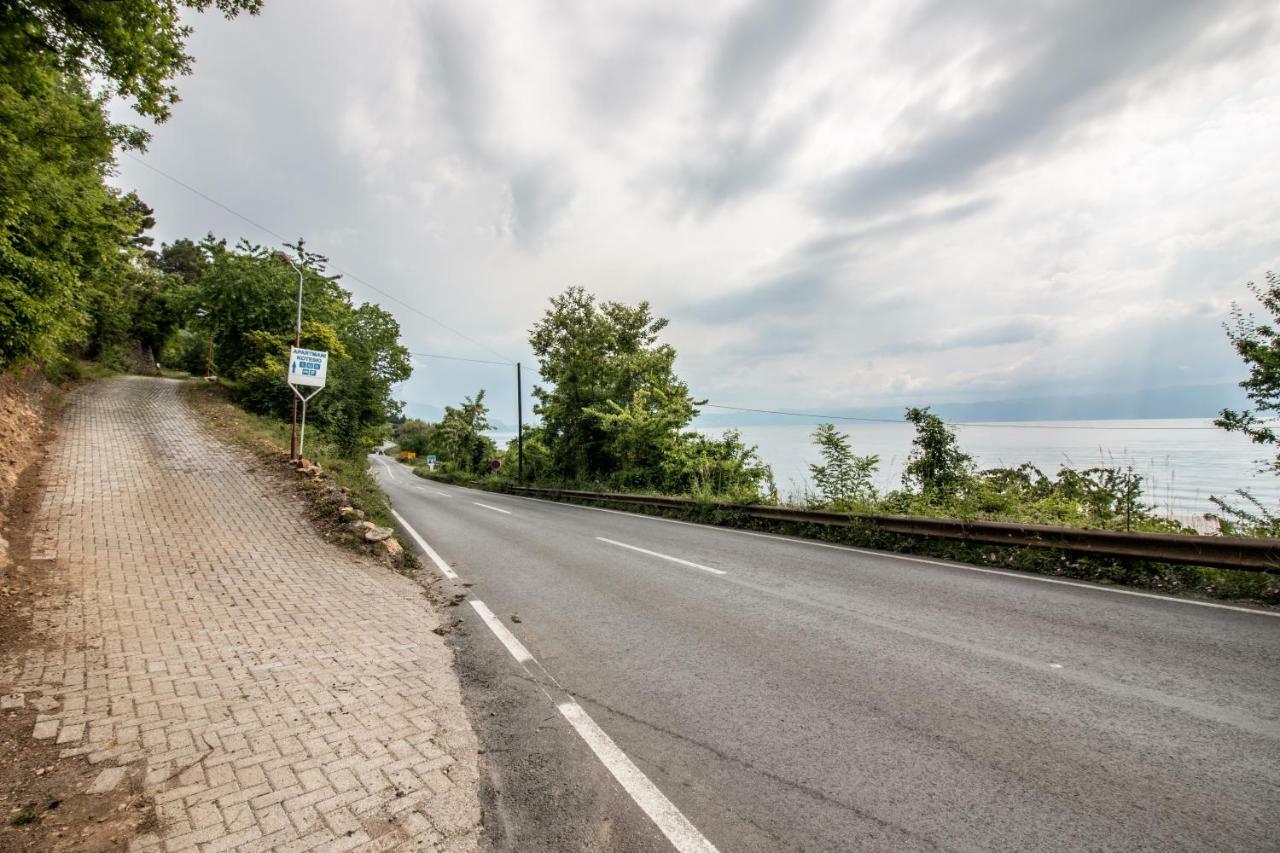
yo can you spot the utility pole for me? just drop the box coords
[516,362,524,483]
[279,253,304,460]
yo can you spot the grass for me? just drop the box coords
[180,381,396,529]
[9,810,37,826]
[437,475,1278,606]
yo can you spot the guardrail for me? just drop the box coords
[505,486,1280,573]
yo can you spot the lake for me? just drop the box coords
[694,419,1280,518]
[489,418,1280,517]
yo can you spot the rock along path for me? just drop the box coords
[2,376,481,851]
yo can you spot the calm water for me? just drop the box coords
[694,419,1280,517]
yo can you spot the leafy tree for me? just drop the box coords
[395,419,442,458]
[0,0,259,370]
[1,0,261,128]
[808,423,879,509]
[439,391,494,475]
[1217,271,1280,472]
[530,287,698,481]
[902,407,973,501]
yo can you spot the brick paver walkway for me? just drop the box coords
[1,377,481,851]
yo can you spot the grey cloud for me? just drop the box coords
[656,0,830,213]
[815,0,1270,218]
[423,6,493,166]
[669,117,806,212]
[689,197,992,323]
[878,318,1056,356]
[708,0,830,112]
[507,163,574,246]
[422,5,574,246]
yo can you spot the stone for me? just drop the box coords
[1,693,24,709]
[87,766,128,794]
[338,507,364,521]
[349,520,374,533]
[381,539,404,559]
[364,526,394,543]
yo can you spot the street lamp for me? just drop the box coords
[275,252,304,460]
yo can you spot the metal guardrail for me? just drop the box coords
[505,486,1280,573]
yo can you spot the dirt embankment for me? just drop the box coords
[1,370,154,850]
[0,366,57,570]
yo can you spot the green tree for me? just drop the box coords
[439,391,494,475]
[1217,271,1280,472]
[529,286,699,482]
[0,0,259,371]
[902,407,973,501]
[809,423,879,509]
[1,0,261,128]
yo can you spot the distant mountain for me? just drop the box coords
[693,383,1250,427]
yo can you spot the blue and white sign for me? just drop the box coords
[288,347,329,388]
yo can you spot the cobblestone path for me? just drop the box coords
[1,377,481,851]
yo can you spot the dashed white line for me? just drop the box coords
[414,486,452,498]
[390,509,457,579]
[558,699,722,853]
[469,600,534,663]
[596,537,726,576]
[464,593,721,852]
[473,502,512,515]
[500,494,1276,618]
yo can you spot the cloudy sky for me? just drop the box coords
[110,0,1280,419]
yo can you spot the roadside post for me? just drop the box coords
[287,346,328,460]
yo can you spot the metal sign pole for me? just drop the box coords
[300,397,308,461]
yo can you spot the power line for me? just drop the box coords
[121,152,516,364]
[699,403,1223,430]
[410,351,512,367]
[122,156,1241,436]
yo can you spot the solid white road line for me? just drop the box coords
[596,537,727,576]
[390,509,458,579]
[374,456,397,480]
[469,600,533,662]
[558,699,722,853]
[501,494,1276,618]
[473,502,512,515]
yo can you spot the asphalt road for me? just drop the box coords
[370,457,1280,852]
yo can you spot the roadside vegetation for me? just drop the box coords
[0,1,261,382]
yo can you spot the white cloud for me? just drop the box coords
[110,0,1280,415]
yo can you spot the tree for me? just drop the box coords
[1,0,261,128]
[0,0,260,371]
[529,286,699,482]
[809,423,879,509]
[902,407,973,501]
[1217,271,1280,473]
[439,391,494,475]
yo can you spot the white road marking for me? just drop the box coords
[473,502,511,515]
[469,600,532,662]
[414,486,452,498]
[558,699,722,853]
[390,509,458,579]
[596,537,726,576]
[500,494,1277,618]
[373,456,397,480]
[464,593,720,853]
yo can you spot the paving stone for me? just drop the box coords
[87,766,129,794]
[1,377,480,851]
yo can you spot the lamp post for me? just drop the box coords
[277,252,304,460]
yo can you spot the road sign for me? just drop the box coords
[426,455,437,464]
[288,347,328,388]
